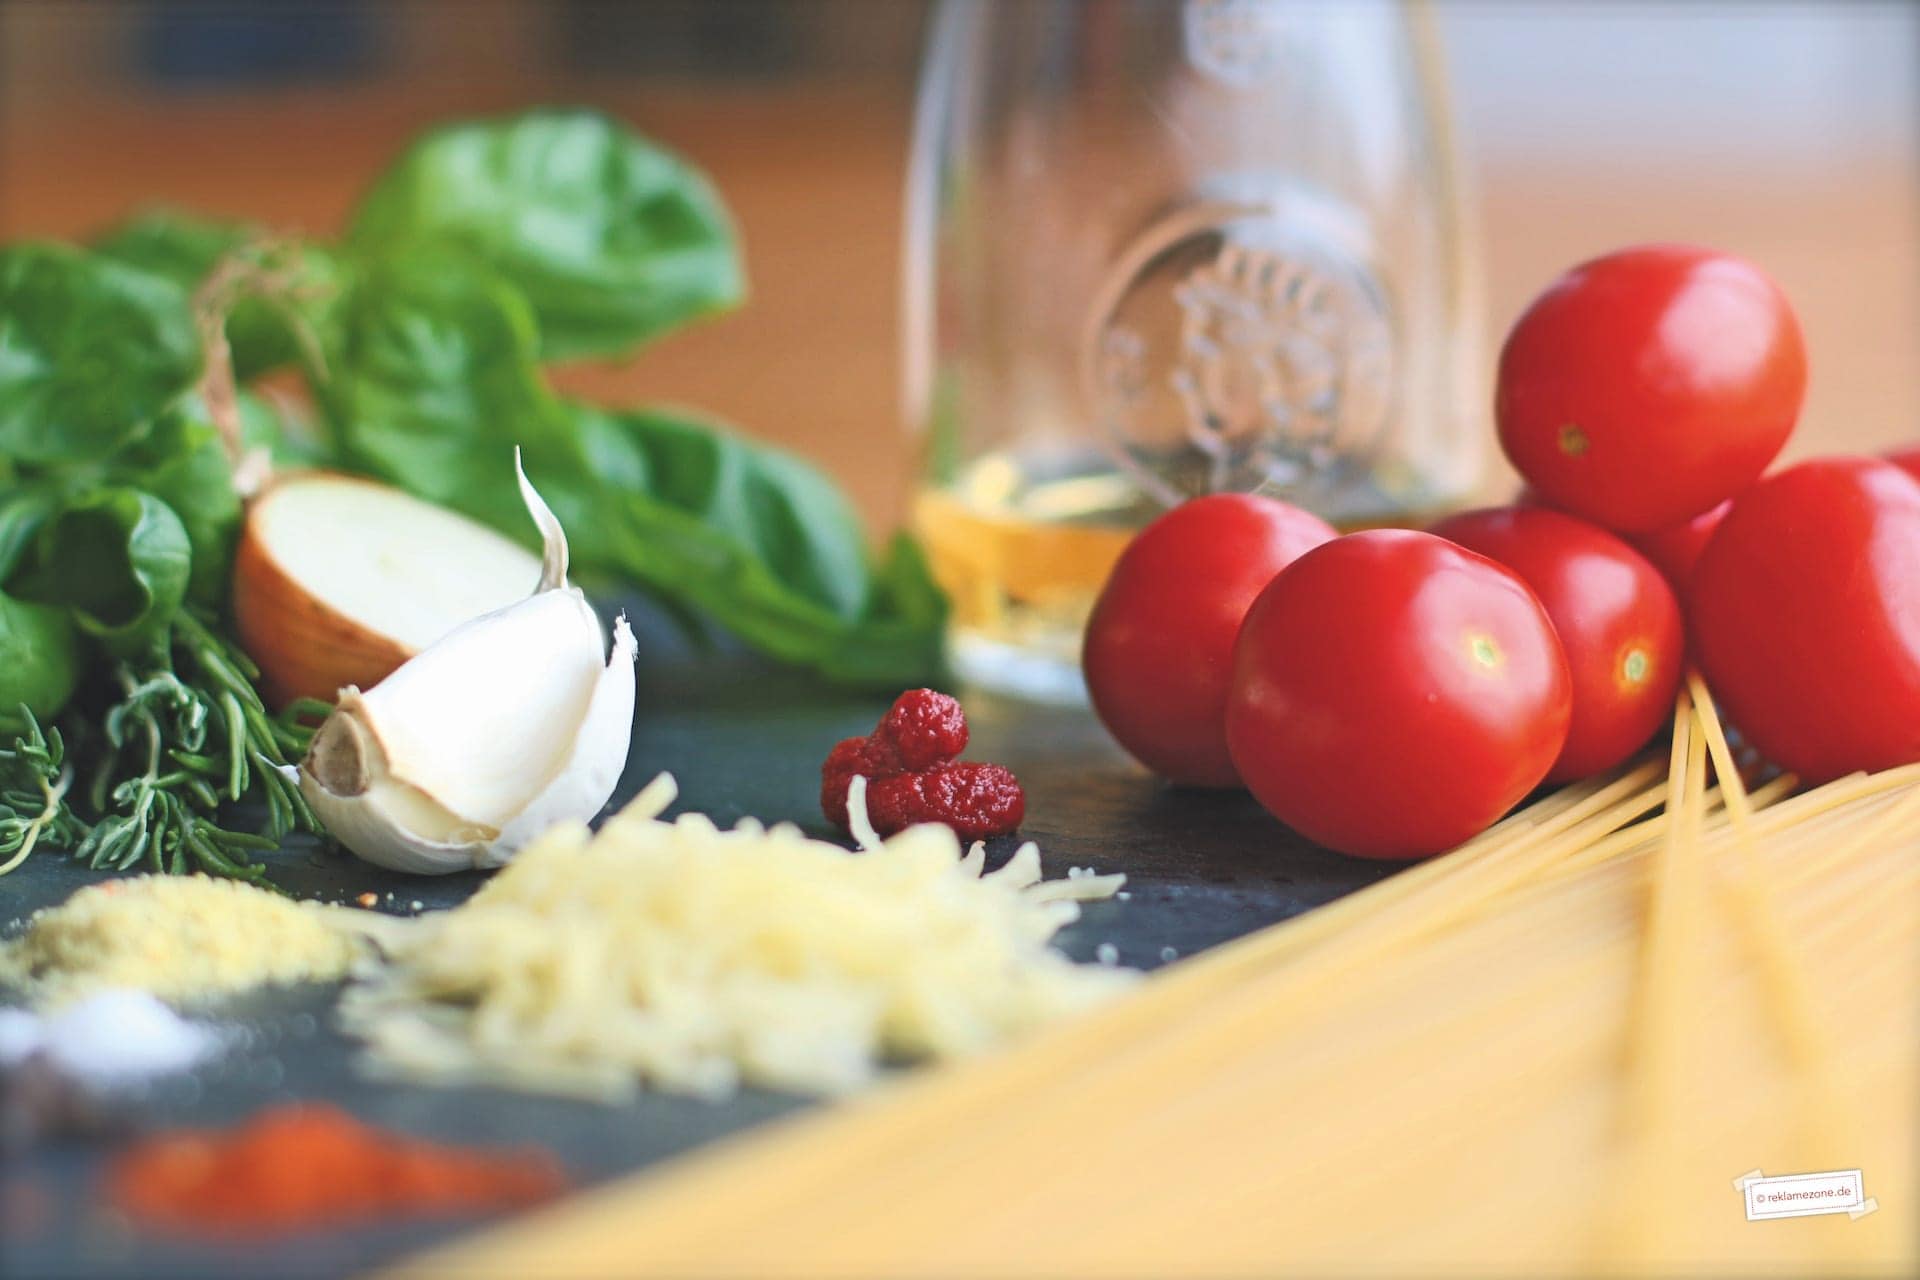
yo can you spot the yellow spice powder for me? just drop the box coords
[1,875,366,1008]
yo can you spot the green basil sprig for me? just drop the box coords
[12,488,192,651]
[106,408,246,605]
[347,108,742,360]
[77,111,944,690]
[0,243,201,463]
[95,210,345,381]
[317,250,945,686]
[0,246,322,880]
[0,592,80,720]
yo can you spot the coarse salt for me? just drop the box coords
[0,989,221,1088]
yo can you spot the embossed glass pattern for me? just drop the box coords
[905,0,1483,700]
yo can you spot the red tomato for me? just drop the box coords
[1690,457,1920,782]
[1225,530,1572,859]
[1431,506,1684,783]
[1888,446,1920,483]
[1625,500,1731,597]
[1083,494,1335,787]
[1497,244,1806,533]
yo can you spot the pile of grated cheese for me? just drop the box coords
[1,875,367,1009]
[339,774,1135,1101]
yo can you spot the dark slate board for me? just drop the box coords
[1,607,1393,1280]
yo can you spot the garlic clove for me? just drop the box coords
[298,452,638,875]
[347,588,608,831]
[517,444,571,593]
[488,613,637,866]
[299,771,495,876]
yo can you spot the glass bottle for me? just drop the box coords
[903,0,1483,701]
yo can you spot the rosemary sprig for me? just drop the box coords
[0,711,86,876]
[0,610,322,883]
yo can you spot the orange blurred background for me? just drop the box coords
[3,1,1914,533]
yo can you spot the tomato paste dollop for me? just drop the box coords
[821,689,1024,841]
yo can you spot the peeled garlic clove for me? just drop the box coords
[298,453,637,875]
[489,613,636,862]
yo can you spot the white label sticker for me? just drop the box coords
[1739,1168,1868,1221]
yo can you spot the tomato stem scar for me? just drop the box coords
[1556,424,1589,456]
[1622,647,1650,684]
[1469,634,1503,669]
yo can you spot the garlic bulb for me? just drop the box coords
[298,453,637,874]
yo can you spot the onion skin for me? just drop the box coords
[230,472,416,707]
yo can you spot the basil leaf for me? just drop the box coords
[0,244,200,463]
[324,261,942,687]
[92,208,244,285]
[571,406,948,685]
[13,488,192,649]
[325,262,662,574]
[0,486,58,582]
[593,406,868,622]
[105,408,242,605]
[324,255,571,535]
[94,210,344,380]
[0,589,79,718]
[331,258,869,643]
[346,109,743,359]
[874,532,948,633]
[809,534,950,687]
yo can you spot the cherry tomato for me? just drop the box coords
[1689,457,1920,782]
[1888,446,1920,484]
[1225,530,1572,859]
[1497,244,1806,533]
[1083,494,1335,787]
[1625,500,1731,598]
[1431,506,1684,783]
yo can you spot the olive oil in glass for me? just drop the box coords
[904,0,1484,701]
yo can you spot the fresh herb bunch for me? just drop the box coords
[0,107,947,881]
[0,615,319,882]
[104,109,949,683]
[0,241,323,879]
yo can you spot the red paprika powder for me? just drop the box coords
[106,1103,564,1237]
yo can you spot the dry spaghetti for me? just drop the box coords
[390,685,1918,1279]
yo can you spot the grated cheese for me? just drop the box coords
[1,875,366,1008]
[339,774,1134,1101]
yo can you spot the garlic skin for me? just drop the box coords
[298,454,637,875]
